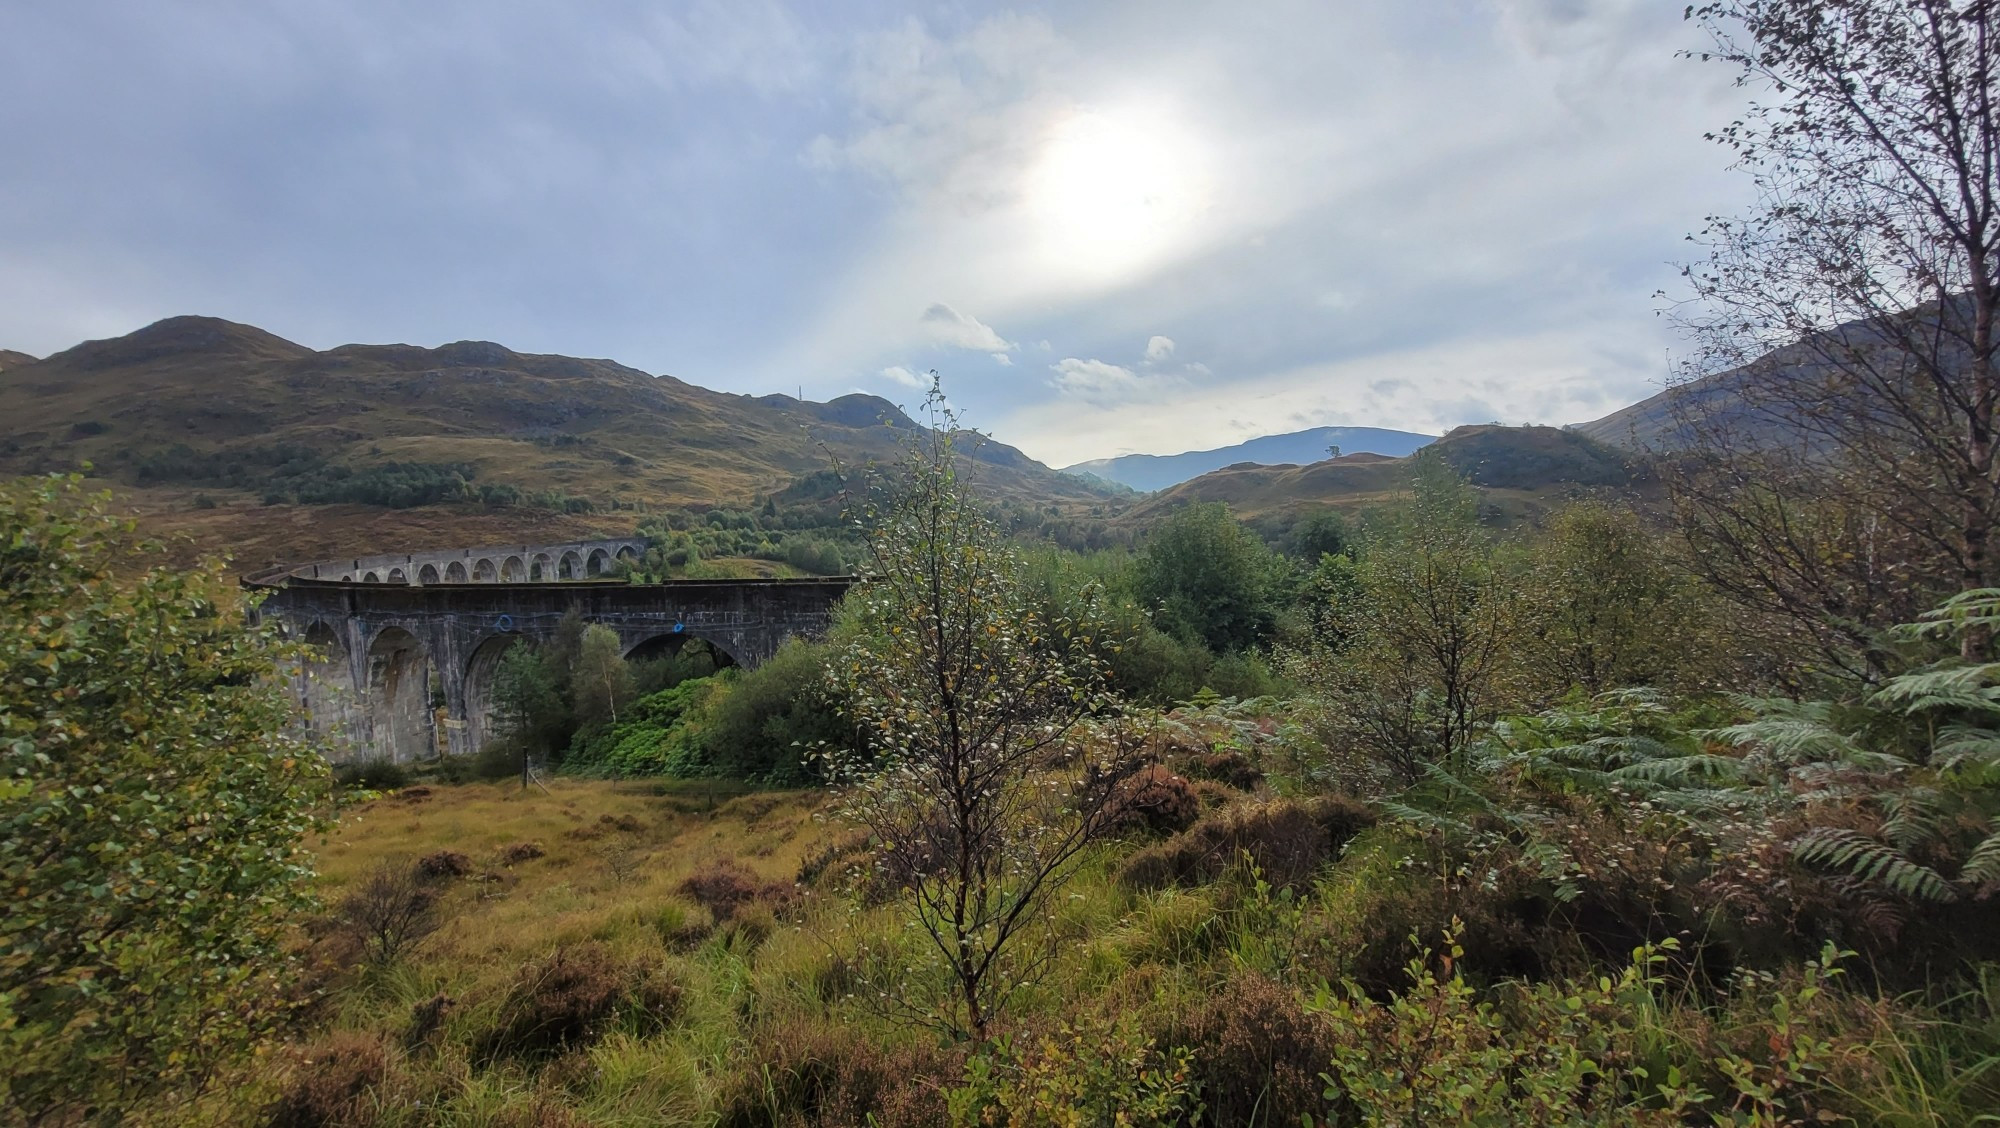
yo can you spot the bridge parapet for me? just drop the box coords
[275,537,649,585]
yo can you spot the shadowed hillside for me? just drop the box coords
[1574,302,1982,452]
[0,316,1120,565]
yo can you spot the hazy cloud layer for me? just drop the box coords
[0,0,1749,466]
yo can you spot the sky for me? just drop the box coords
[0,0,1750,467]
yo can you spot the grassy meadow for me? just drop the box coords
[204,710,2000,1128]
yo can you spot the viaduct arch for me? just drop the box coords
[250,539,854,764]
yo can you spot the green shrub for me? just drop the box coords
[696,639,851,782]
[1134,501,1287,653]
[0,474,329,1124]
[949,1013,1202,1127]
[332,756,410,790]
[567,677,717,777]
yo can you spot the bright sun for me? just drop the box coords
[1024,109,1207,280]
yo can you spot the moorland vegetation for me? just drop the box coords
[10,1,2000,1125]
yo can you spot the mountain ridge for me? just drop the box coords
[1132,424,1644,527]
[1064,425,1435,492]
[0,315,1108,568]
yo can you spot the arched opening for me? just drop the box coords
[418,563,440,585]
[473,558,498,582]
[615,545,640,565]
[387,567,407,584]
[300,621,361,758]
[531,553,553,581]
[586,548,611,576]
[623,632,740,686]
[445,561,468,583]
[340,573,355,582]
[463,633,523,758]
[559,551,583,580]
[502,555,526,582]
[362,572,381,583]
[366,627,438,763]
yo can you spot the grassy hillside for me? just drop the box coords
[1130,424,1645,526]
[0,316,1119,567]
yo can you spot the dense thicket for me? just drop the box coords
[0,475,328,1123]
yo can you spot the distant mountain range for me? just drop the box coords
[1,307,1899,561]
[1062,426,1436,492]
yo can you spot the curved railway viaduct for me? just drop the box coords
[249,538,855,764]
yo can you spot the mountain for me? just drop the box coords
[0,315,1118,567]
[1130,424,1642,526]
[1062,426,1435,492]
[0,349,36,371]
[1573,303,1981,452]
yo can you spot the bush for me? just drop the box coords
[266,1030,406,1128]
[332,757,410,791]
[1179,748,1263,791]
[567,677,715,778]
[1119,796,1377,891]
[714,1020,959,1128]
[949,1013,1202,1127]
[497,841,545,865]
[697,639,852,782]
[1,475,328,1124]
[1156,972,1335,1128]
[415,850,472,880]
[1102,765,1203,837]
[476,942,683,1062]
[1106,625,1281,706]
[679,857,794,923]
[337,862,441,967]
[1134,501,1286,653]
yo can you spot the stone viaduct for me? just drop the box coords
[247,538,855,764]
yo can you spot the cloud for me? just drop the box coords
[0,1,1750,466]
[919,302,1013,352]
[1144,335,1175,361]
[1049,357,1158,406]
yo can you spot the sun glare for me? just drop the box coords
[1024,109,1208,281]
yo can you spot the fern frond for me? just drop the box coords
[1791,827,1958,903]
[1959,830,2000,887]
[1376,800,1470,837]
[1879,787,1952,852]
[1897,589,2000,642]
[1611,755,1742,787]
[1872,664,2000,719]
[1712,715,1870,765]
[1932,727,2000,771]
[1420,760,1500,814]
